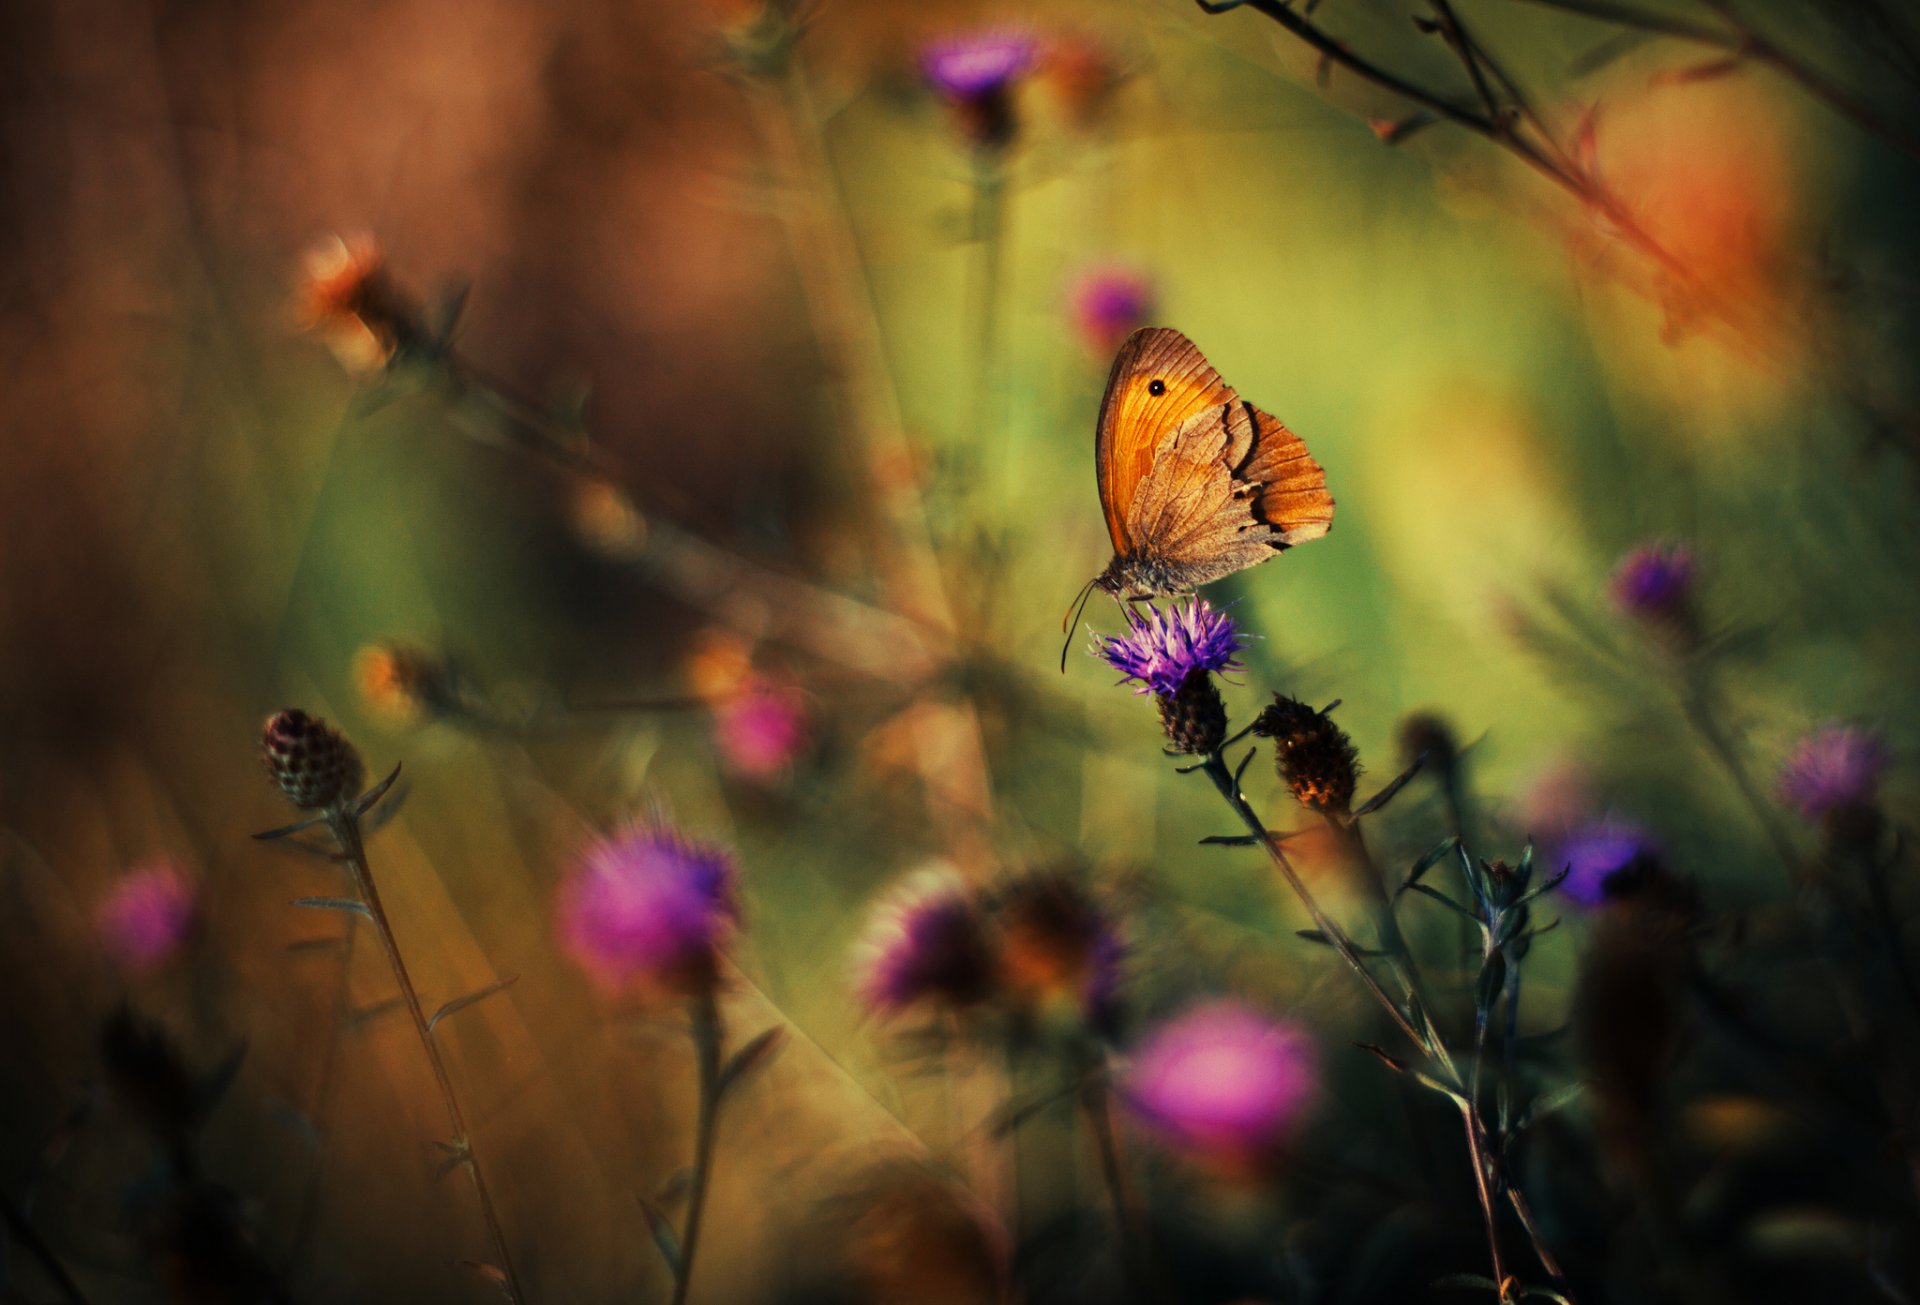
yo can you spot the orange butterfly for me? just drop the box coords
[1064,327,1334,650]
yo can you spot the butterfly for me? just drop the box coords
[1062,327,1334,655]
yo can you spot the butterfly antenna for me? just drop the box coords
[1059,577,1099,674]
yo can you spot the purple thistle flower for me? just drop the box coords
[715,680,808,781]
[1779,724,1889,821]
[920,31,1036,100]
[1610,543,1695,620]
[1554,819,1661,907]
[557,827,739,995]
[1092,599,1245,698]
[1070,267,1154,356]
[854,867,996,1015]
[1124,1001,1317,1170]
[97,861,200,975]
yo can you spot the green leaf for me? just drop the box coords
[1295,929,1387,958]
[1403,838,1460,890]
[428,976,520,1034]
[1515,1081,1586,1133]
[1402,882,1478,922]
[1355,754,1425,816]
[718,1026,786,1099]
[638,1195,683,1279]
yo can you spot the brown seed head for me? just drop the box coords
[1253,695,1361,814]
[1156,669,1227,756]
[261,709,363,810]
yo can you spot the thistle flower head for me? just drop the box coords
[1779,724,1889,821]
[97,862,201,975]
[1124,1000,1317,1172]
[261,709,364,811]
[920,30,1037,150]
[1253,696,1361,814]
[1092,599,1244,698]
[853,867,997,1016]
[557,826,739,996]
[715,679,809,781]
[1610,543,1695,620]
[989,869,1125,1033]
[1069,267,1153,356]
[1555,819,1662,907]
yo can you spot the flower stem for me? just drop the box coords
[1074,1046,1169,1304]
[324,810,526,1305]
[672,987,725,1305]
[1676,666,1801,881]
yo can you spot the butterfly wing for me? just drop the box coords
[1094,328,1237,554]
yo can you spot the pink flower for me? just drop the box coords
[1070,267,1154,357]
[853,867,996,1016]
[1124,1000,1317,1172]
[715,681,808,780]
[97,862,201,975]
[1779,724,1889,821]
[557,827,739,996]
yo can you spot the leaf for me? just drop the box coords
[1295,930,1387,958]
[1370,113,1439,145]
[654,1169,692,1207]
[291,896,370,918]
[717,1026,786,1100]
[638,1195,683,1278]
[1515,1081,1585,1133]
[1355,754,1426,816]
[1354,1043,1466,1104]
[428,976,520,1034]
[1402,882,1479,923]
[352,763,405,818]
[462,1260,512,1299]
[1200,833,1261,847]
[348,997,406,1030]
[1403,838,1460,891]
[252,812,329,842]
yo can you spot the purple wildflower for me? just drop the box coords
[992,870,1127,1032]
[557,827,739,996]
[1554,819,1661,907]
[920,31,1036,100]
[96,861,201,975]
[1070,267,1153,356]
[1610,543,1695,620]
[1779,724,1889,821]
[715,679,808,781]
[854,867,996,1015]
[1124,1000,1317,1171]
[1092,599,1245,698]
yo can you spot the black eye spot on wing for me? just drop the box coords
[1148,379,1166,396]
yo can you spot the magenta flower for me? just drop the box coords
[1610,543,1695,620]
[1124,1001,1317,1170]
[1093,599,1245,697]
[1070,267,1154,356]
[96,862,201,975]
[557,827,739,995]
[715,681,808,780]
[1779,724,1889,821]
[1553,819,1661,906]
[853,867,996,1015]
[920,31,1036,100]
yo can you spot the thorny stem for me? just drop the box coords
[324,810,526,1305]
[672,988,725,1305]
[2,1191,91,1305]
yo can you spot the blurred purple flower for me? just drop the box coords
[715,680,808,780]
[1093,599,1245,698]
[97,861,200,975]
[1610,543,1694,619]
[1554,819,1661,906]
[557,827,739,995]
[854,867,996,1015]
[1070,267,1153,356]
[992,870,1127,1033]
[920,31,1036,100]
[1779,724,1889,820]
[1124,1001,1316,1169]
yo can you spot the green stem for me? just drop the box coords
[325,810,526,1305]
[1075,1048,1168,1304]
[672,987,725,1305]
[968,155,1009,484]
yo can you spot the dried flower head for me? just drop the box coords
[1253,696,1361,814]
[1555,819,1662,906]
[353,642,451,728]
[296,234,417,372]
[988,869,1124,1033]
[1069,266,1153,356]
[920,30,1037,150]
[854,867,997,1017]
[557,826,739,997]
[715,679,809,781]
[97,862,201,975]
[1124,1000,1317,1174]
[1779,724,1889,822]
[261,709,364,811]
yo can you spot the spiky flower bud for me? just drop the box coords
[1157,669,1227,756]
[1253,695,1360,815]
[261,709,364,810]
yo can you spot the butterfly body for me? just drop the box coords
[1088,328,1333,602]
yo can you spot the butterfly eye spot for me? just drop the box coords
[1148,379,1167,396]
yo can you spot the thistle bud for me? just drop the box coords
[1253,695,1360,815]
[261,709,364,810]
[1157,669,1227,756]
